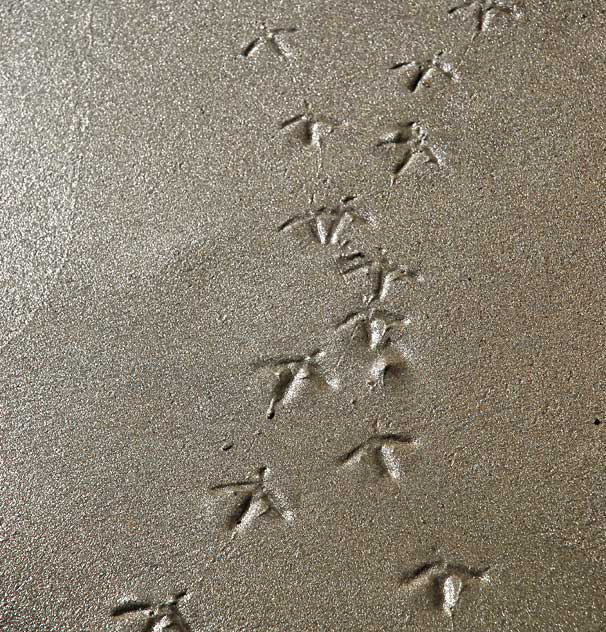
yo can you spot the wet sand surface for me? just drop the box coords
[0,1,605,630]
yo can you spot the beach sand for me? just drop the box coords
[0,1,604,630]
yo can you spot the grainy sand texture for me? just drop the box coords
[0,1,605,630]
